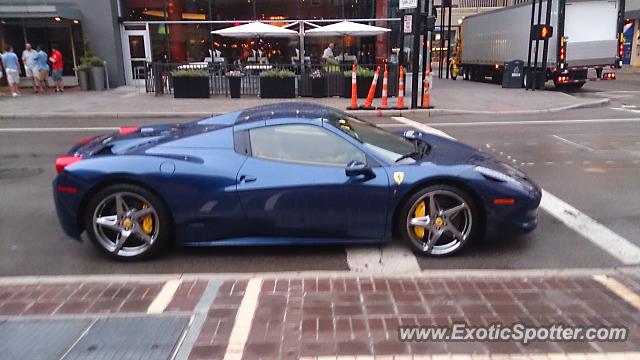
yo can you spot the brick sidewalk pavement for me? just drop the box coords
[0,272,639,359]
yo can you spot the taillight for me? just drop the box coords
[119,126,140,135]
[55,155,83,174]
[559,47,565,61]
[619,43,624,57]
[77,136,95,146]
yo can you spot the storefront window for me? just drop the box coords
[210,0,255,21]
[122,0,166,21]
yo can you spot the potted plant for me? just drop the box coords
[225,70,243,98]
[170,69,210,98]
[87,56,106,91]
[259,69,296,98]
[75,62,90,91]
[343,66,381,98]
[310,69,325,98]
[79,41,106,91]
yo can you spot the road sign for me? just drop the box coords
[400,0,418,10]
[403,15,413,34]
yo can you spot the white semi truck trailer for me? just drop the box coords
[458,0,624,89]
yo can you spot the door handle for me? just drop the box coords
[239,175,257,184]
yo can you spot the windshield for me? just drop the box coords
[325,110,416,164]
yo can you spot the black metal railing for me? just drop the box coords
[145,62,399,98]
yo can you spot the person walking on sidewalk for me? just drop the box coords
[21,43,37,92]
[2,46,21,97]
[49,44,64,93]
[33,45,49,93]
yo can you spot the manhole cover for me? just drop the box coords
[0,167,44,179]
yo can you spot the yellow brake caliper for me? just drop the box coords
[141,204,153,234]
[413,201,426,239]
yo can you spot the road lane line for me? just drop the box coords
[593,275,640,311]
[552,134,595,152]
[147,279,182,314]
[391,116,456,140]
[0,127,118,132]
[223,278,262,360]
[379,117,640,128]
[394,115,640,266]
[541,190,640,265]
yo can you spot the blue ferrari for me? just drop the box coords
[53,103,541,260]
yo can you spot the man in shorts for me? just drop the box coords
[2,46,21,97]
[22,43,37,92]
[49,44,64,92]
[33,45,49,93]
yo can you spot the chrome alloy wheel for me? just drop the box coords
[405,190,473,255]
[92,192,160,257]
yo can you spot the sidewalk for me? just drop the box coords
[0,77,608,120]
[1,269,639,359]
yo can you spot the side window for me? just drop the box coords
[249,124,366,167]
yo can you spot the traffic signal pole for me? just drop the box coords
[411,0,422,109]
[540,0,553,83]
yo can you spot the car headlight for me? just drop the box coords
[474,166,516,183]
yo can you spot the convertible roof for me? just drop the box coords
[235,102,330,124]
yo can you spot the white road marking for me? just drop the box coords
[612,107,640,114]
[552,134,595,152]
[223,278,262,360]
[391,116,456,140]
[593,275,640,311]
[541,191,640,265]
[0,127,118,132]
[346,243,421,274]
[147,279,182,314]
[382,117,640,128]
[393,115,640,266]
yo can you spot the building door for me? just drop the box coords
[122,28,151,85]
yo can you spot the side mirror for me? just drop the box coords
[403,130,424,141]
[345,160,375,179]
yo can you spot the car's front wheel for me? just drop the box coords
[399,185,478,256]
[84,184,171,260]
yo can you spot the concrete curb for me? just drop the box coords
[0,265,637,285]
[0,98,609,120]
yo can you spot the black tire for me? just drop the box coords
[398,184,479,256]
[84,183,172,260]
[463,67,469,80]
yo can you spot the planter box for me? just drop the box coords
[173,76,210,99]
[343,76,382,98]
[228,77,241,98]
[259,77,295,98]
[311,77,326,98]
[325,72,344,97]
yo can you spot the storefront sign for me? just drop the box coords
[399,0,418,10]
[403,15,413,34]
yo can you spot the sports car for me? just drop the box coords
[53,103,541,260]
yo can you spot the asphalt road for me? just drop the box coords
[0,100,639,275]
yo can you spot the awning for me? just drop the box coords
[0,4,82,20]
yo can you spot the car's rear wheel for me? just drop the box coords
[399,185,478,256]
[84,184,170,260]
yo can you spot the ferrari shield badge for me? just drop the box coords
[393,171,405,185]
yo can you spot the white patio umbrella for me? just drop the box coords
[304,21,391,37]
[211,21,298,38]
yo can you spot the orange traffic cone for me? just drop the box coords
[378,65,389,110]
[421,68,433,109]
[362,66,381,109]
[347,64,359,110]
[396,65,407,110]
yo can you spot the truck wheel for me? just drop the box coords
[463,67,469,80]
